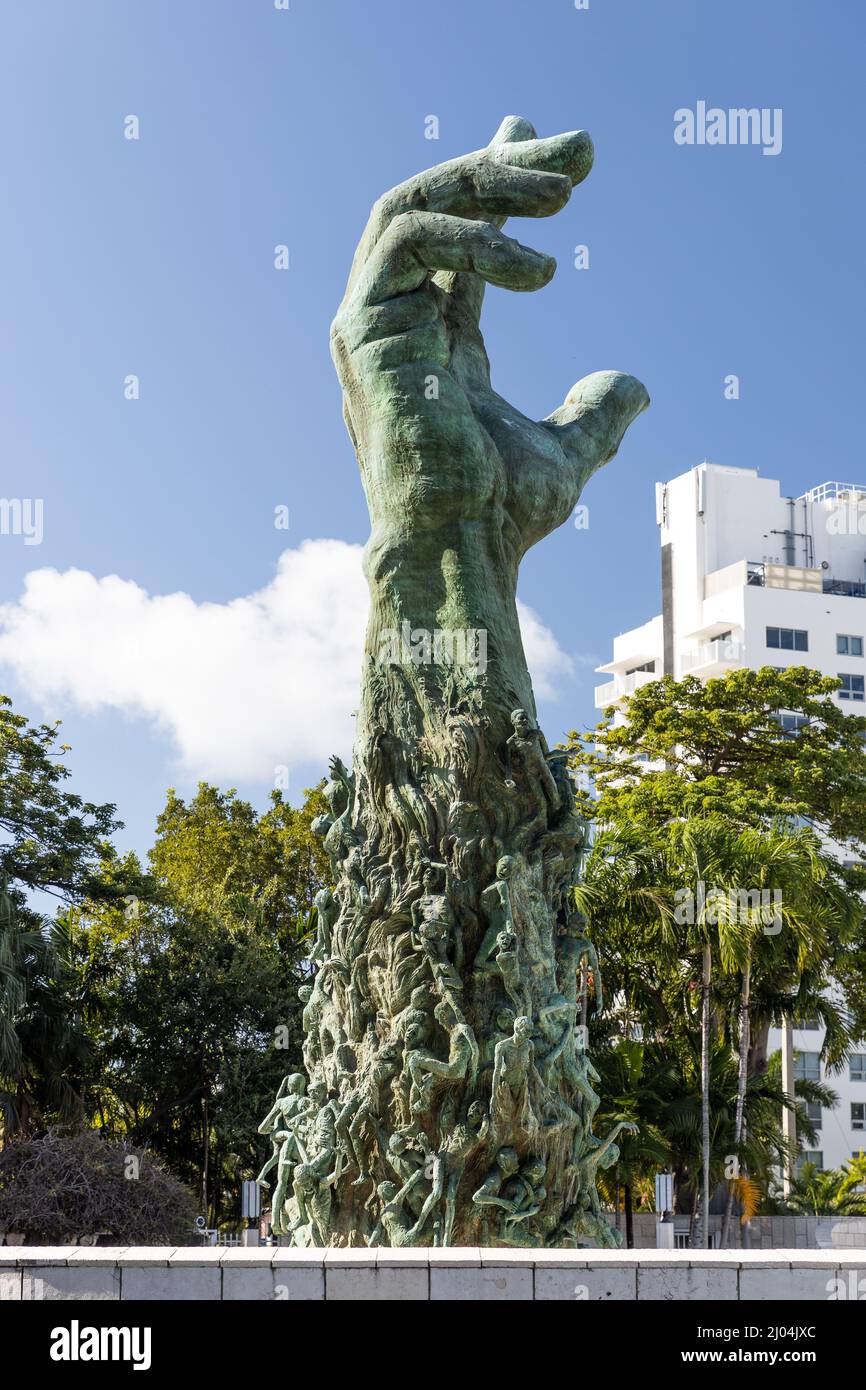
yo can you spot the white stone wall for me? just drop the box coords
[2,1247,865,1301]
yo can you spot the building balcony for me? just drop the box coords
[594,668,658,708]
[799,481,866,504]
[680,638,745,675]
[705,559,822,596]
[824,578,866,598]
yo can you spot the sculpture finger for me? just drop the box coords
[488,115,538,146]
[352,159,571,274]
[444,165,573,222]
[542,369,650,488]
[358,211,556,306]
[442,116,549,327]
[492,130,595,188]
[343,122,582,299]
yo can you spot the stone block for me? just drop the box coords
[326,1265,429,1300]
[535,1264,637,1301]
[637,1265,738,1300]
[739,1266,835,1300]
[121,1265,221,1301]
[430,1263,532,1301]
[27,1265,120,1300]
[223,1267,291,1301]
[270,1247,326,1300]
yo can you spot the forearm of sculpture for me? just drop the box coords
[589,1122,632,1169]
[395,1169,424,1205]
[257,1102,280,1134]
[474,1190,512,1211]
[409,1181,441,1240]
[506,1203,540,1223]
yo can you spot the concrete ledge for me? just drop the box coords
[1,1248,864,1300]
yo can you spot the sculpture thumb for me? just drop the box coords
[544,369,650,484]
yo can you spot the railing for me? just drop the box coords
[799,482,866,503]
[593,668,657,706]
[680,638,744,672]
[824,578,866,598]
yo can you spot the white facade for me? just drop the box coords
[596,462,866,1171]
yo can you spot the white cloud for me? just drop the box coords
[514,599,575,700]
[0,542,574,782]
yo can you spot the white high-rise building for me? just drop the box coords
[595,461,866,1172]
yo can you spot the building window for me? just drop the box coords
[839,673,866,701]
[852,1103,866,1132]
[837,634,864,657]
[806,1101,822,1128]
[796,1018,821,1030]
[625,660,655,675]
[797,1151,823,1173]
[851,1054,866,1083]
[795,1052,821,1082]
[777,712,810,734]
[766,626,808,651]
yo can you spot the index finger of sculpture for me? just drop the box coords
[443,165,573,223]
[358,211,556,306]
[492,130,595,186]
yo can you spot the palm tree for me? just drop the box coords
[572,822,674,1036]
[716,824,860,1245]
[592,1038,673,1245]
[778,1156,866,1216]
[663,819,750,1247]
[658,1038,824,1232]
[0,883,85,1138]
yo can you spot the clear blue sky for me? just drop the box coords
[1,0,863,861]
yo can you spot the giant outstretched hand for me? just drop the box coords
[272,116,644,1250]
[331,115,649,585]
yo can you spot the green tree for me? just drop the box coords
[572,667,866,856]
[68,783,330,1224]
[0,697,143,1138]
[775,1156,866,1217]
[569,668,866,1237]
[592,1039,673,1246]
[0,885,89,1135]
[0,695,141,905]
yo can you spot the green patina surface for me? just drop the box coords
[258,116,647,1246]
